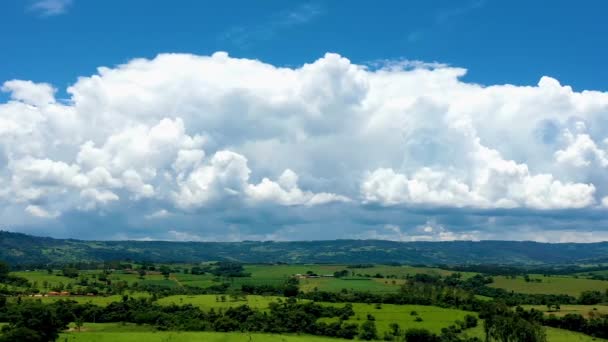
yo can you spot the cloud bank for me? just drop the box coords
[2,52,608,241]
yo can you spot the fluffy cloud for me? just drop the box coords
[247,169,350,206]
[2,52,608,241]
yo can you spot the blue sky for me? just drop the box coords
[2,0,608,93]
[1,0,608,242]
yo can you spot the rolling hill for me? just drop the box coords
[1,231,608,265]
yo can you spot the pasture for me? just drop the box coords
[12,271,79,290]
[156,294,289,310]
[11,292,150,306]
[321,302,475,335]
[462,324,607,342]
[241,264,469,294]
[173,273,217,288]
[488,275,608,296]
[299,277,404,293]
[59,323,338,342]
[156,295,476,336]
[521,304,608,318]
[108,271,175,286]
[244,264,468,280]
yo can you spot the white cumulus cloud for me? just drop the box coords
[2,52,608,240]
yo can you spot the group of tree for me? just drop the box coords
[480,304,547,342]
[0,296,360,341]
[542,311,608,339]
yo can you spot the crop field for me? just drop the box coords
[321,302,475,335]
[521,304,608,318]
[488,274,608,296]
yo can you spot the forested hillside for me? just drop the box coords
[2,231,608,265]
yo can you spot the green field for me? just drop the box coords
[156,295,474,336]
[244,264,469,280]
[11,270,180,291]
[299,277,404,293]
[5,264,608,342]
[521,304,608,318]
[489,275,608,296]
[59,323,339,342]
[156,294,290,310]
[11,265,474,295]
[108,271,176,286]
[12,271,79,290]
[173,273,217,288]
[462,324,606,342]
[242,264,469,294]
[321,302,474,335]
[11,292,150,306]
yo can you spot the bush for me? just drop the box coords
[404,328,440,342]
[359,320,378,340]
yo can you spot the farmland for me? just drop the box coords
[2,261,608,341]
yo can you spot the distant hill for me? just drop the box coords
[1,231,607,266]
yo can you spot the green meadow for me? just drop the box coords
[462,324,607,342]
[11,292,150,306]
[488,275,608,296]
[156,294,289,310]
[59,323,339,342]
[299,277,404,293]
[321,302,475,335]
[521,304,608,318]
[156,295,476,336]
[12,271,79,289]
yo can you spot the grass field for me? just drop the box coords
[156,295,473,336]
[12,270,180,291]
[156,294,290,310]
[11,264,474,295]
[489,275,608,296]
[108,272,176,286]
[12,271,79,290]
[10,292,150,306]
[242,264,469,294]
[462,324,606,342]
[59,323,339,342]
[521,304,608,318]
[299,277,404,293]
[321,302,475,335]
[173,273,217,288]
[244,264,470,280]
